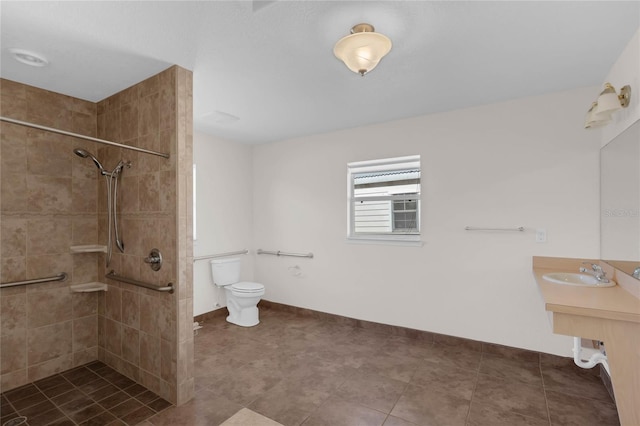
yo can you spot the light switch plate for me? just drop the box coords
[536,228,547,243]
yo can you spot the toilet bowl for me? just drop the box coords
[211,258,265,327]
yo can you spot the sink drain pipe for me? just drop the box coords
[573,337,610,375]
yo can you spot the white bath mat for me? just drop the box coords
[220,408,284,426]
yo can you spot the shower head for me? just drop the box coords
[74,148,105,173]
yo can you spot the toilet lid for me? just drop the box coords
[231,281,264,293]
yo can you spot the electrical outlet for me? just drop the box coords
[536,228,547,243]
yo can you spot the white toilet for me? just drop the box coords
[210,258,265,327]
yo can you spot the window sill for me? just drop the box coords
[346,235,423,247]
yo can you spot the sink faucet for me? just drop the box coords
[633,267,640,279]
[580,262,610,283]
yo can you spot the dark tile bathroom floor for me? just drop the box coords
[147,307,619,426]
[0,362,171,426]
[1,308,619,426]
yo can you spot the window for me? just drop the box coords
[347,155,421,243]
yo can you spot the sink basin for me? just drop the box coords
[542,272,616,287]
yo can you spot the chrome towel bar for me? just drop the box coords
[105,270,173,293]
[257,249,314,259]
[465,226,525,232]
[0,272,68,288]
[193,249,249,261]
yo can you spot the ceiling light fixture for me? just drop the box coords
[584,83,631,129]
[9,48,49,67]
[333,23,392,76]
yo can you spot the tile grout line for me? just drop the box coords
[463,353,483,425]
[384,379,412,425]
[539,355,553,426]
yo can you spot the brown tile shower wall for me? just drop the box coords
[0,79,101,391]
[95,66,193,405]
[176,67,194,405]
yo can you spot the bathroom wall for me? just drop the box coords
[252,86,601,357]
[96,66,194,405]
[0,79,101,391]
[192,131,254,316]
[601,27,640,147]
[599,26,640,297]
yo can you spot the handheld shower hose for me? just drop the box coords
[74,149,129,266]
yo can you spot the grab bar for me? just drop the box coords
[465,226,525,232]
[194,249,249,261]
[0,117,170,158]
[257,249,314,259]
[0,272,68,289]
[105,270,173,293]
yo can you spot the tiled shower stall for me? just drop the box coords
[0,66,195,405]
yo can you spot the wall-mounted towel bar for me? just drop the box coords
[257,249,314,259]
[0,116,170,159]
[0,272,68,289]
[193,249,249,262]
[105,270,173,293]
[465,226,525,232]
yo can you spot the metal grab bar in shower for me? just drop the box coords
[0,272,68,289]
[193,249,249,262]
[257,249,314,259]
[105,270,174,293]
[0,116,170,159]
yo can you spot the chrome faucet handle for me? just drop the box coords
[580,263,609,282]
[144,248,163,271]
[633,267,640,279]
[581,262,601,272]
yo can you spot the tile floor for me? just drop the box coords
[0,361,171,426]
[148,306,619,426]
[0,306,620,426]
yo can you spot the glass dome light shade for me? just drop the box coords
[334,31,392,76]
[584,102,611,129]
[594,84,622,115]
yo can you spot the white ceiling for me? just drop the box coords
[1,1,638,144]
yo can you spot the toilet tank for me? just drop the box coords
[210,258,241,286]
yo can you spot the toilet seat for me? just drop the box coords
[231,281,264,293]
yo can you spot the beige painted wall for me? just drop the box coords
[192,132,254,316]
[601,28,640,148]
[252,86,602,357]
